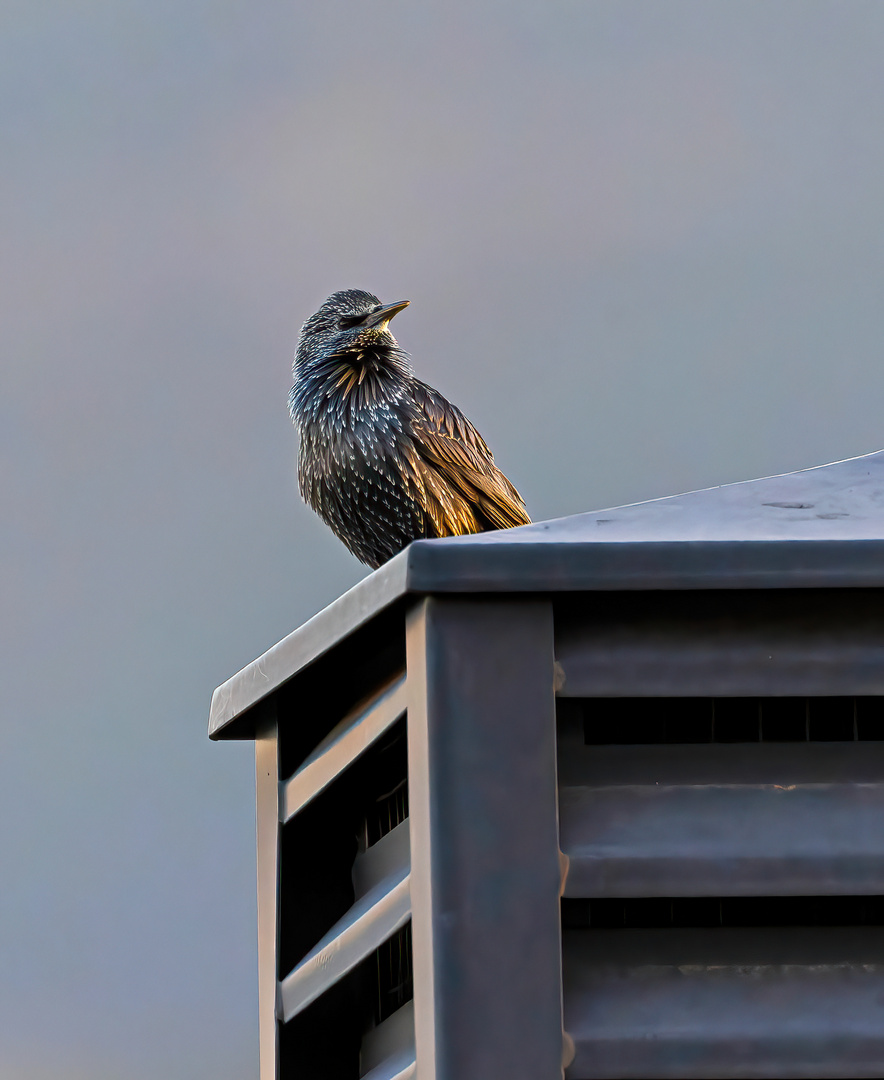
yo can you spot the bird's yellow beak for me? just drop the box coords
[362,299,410,329]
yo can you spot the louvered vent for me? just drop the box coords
[557,694,884,1079]
[274,677,415,1080]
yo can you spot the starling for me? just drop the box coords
[289,289,531,569]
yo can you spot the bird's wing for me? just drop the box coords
[407,380,531,532]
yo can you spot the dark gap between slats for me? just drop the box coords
[562,895,884,929]
[370,923,414,1026]
[360,723,412,1027]
[580,697,884,745]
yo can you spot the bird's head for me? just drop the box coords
[290,289,413,423]
[295,289,410,369]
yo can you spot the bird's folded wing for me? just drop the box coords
[409,381,531,531]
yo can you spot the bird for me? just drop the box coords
[289,289,531,569]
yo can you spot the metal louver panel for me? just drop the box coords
[563,927,884,1079]
[278,819,411,1022]
[280,673,407,823]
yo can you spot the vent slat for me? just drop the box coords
[563,927,884,1078]
[279,820,411,1022]
[561,782,884,897]
[361,1056,415,1080]
[557,740,884,788]
[360,1001,416,1080]
[280,674,407,823]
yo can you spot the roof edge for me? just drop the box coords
[209,535,884,739]
[404,536,884,592]
[208,549,410,739]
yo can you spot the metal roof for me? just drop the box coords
[209,449,884,738]
[455,447,884,544]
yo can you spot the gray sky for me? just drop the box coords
[3,3,884,1077]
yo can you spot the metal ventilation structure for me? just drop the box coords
[209,450,884,1080]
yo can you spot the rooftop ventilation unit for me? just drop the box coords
[210,450,884,1079]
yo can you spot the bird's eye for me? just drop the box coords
[338,314,365,330]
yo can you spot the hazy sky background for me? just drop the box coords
[4,3,884,1077]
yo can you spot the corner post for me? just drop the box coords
[406,596,564,1080]
[255,710,280,1080]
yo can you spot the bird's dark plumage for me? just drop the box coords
[289,289,530,568]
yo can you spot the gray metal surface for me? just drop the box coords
[210,450,884,740]
[278,819,411,1022]
[406,598,565,1080]
[279,673,406,823]
[563,927,884,1079]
